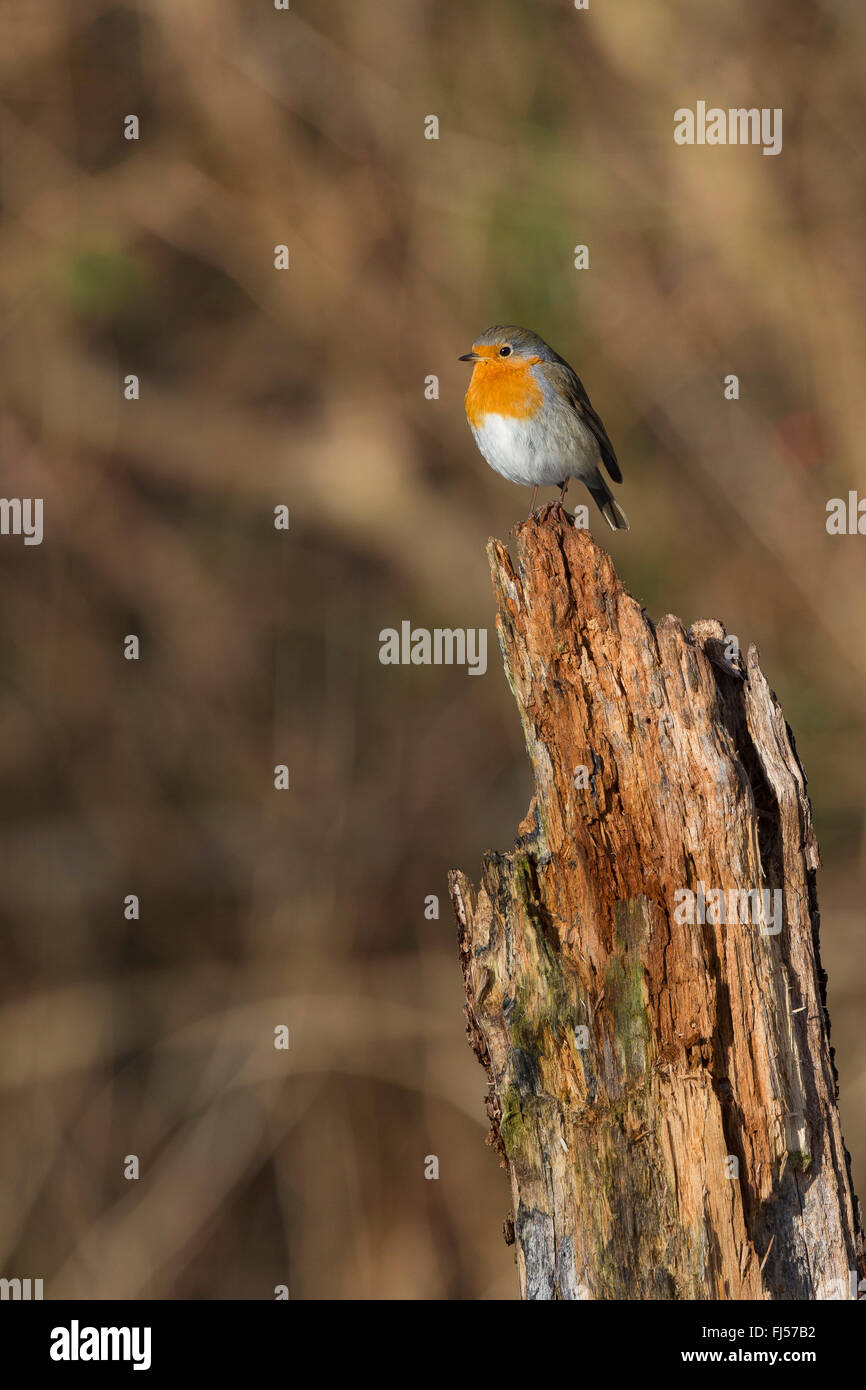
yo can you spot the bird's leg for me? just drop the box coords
[557,479,569,507]
[527,484,539,518]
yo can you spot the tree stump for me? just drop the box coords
[449,505,863,1301]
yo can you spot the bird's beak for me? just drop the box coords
[458,350,481,362]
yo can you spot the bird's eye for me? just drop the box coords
[499,345,512,357]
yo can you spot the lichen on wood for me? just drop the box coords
[449,505,864,1301]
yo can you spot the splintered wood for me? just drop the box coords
[449,506,863,1301]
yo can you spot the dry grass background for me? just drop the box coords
[0,0,864,1299]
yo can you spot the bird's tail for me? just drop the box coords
[587,473,629,532]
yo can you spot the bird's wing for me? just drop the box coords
[544,361,623,483]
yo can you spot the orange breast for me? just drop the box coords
[465,360,544,428]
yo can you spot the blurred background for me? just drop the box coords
[0,0,864,1299]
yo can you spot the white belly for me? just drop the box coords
[470,409,603,487]
[470,413,566,486]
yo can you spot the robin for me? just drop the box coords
[459,325,629,530]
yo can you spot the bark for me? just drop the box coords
[449,505,863,1301]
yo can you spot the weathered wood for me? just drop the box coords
[449,505,863,1300]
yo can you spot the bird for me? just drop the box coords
[459,325,629,530]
